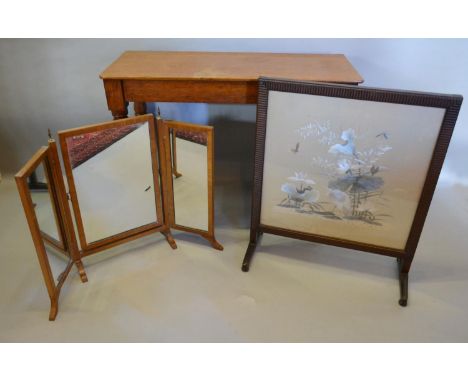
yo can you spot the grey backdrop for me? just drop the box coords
[0,39,467,187]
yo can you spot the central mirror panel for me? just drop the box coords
[171,128,209,231]
[59,116,163,251]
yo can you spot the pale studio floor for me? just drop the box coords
[1,158,468,341]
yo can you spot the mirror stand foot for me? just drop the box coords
[205,235,223,251]
[49,298,58,321]
[200,233,223,250]
[397,258,409,307]
[75,260,88,283]
[162,229,177,249]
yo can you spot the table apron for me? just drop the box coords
[123,79,259,104]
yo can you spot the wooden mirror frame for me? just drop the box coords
[242,77,463,307]
[157,118,223,250]
[17,114,224,319]
[15,140,88,320]
[58,114,176,256]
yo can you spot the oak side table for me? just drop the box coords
[100,51,363,117]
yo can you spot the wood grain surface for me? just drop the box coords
[100,51,363,84]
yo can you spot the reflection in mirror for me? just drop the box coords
[65,121,159,244]
[171,129,209,231]
[28,161,69,282]
[28,162,62,245]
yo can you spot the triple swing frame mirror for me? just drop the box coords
[16,114,222,320]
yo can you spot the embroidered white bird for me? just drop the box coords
[376,132,389,140]
[280,183,320,207]
[290,142,300,154]
[337,158,352,174]
[329,129,357,157]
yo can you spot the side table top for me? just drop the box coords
[100,51,363,84]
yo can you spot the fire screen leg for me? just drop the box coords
[242,230,263,272]
[397,258,409,307]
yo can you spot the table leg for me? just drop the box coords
[103,79,128,120]
[134,102,147,116]
[111,104,128,120]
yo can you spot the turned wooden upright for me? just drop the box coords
[100,51,363,118]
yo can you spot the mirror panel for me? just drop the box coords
[28,162,63,245]
[15,146,72,320]
[162,120,222,250]
[171,129,209,231]
[60,117,163,249]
